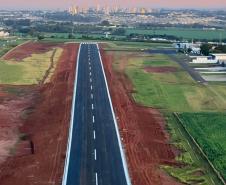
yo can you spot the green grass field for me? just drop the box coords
[124,53,226,112]
[126,28,226,40]
[103,41,172,51]
[110,43,226,184]
[0,39,28,57]
[0,48,62,85]
[162,113,219,185]
[179,112,226,180]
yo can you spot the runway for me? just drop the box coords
[62,43,131,185]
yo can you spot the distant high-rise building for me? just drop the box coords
[104,6,110,15]
[140,8,147,14]
[69,5,79,15]
[96,4,100,12]
[130,7,137,14]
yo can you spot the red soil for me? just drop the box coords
[0,85,33,164]
[144,67,178,73]
[3,41,59,61]
[0,43,78,185]
[101,49,182,185]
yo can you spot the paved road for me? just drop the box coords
[62,43,130,185]
[170,55,206,83]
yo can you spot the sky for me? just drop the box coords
[0,0,226,10]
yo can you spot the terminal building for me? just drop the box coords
[190,54,226,64]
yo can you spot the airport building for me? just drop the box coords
[190,54,226,64]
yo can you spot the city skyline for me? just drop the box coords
[0,0,226,10]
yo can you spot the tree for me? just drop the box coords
[37,34,45,40]
[187,48,192,53]
[100,20,110,26]
[112,28,126,36]
[68,33,75,39]
[200,44,212,56]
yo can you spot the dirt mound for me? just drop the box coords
[101,48,182,185]
[144,67,177,73]
[0,43,78,185]
[3,41,59,61]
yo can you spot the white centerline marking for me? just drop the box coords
[94,149,97,160]
[90,78,92,83]
[96,44,132,185]
[92,116,95,123]
[93,131,96,140]
[91,93,93,99]
[90,72,92,76]
[92,103,94,110]
[89,66,91,71]
[89,62,91,65]
[95,173,98,185]
[91,85,93,90]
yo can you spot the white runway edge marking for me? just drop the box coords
[92,103,94,110]
[97,44,132,185]
[62,44,81,185]
[95,173,98,185]
[94,149,97,160]
[93,131,96,140]
[92,115,95,123]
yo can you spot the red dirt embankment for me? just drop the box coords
[3,42,59,61]
[101,49,182,185]
[0,43,78,185]
[144,67,178,73]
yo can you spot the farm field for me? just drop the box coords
[103,41,172,51]
[126,28,226,40]
[104,42,226,185]
[0,39,27,57]
[0,47,62,85]
[179,112,226,180]
[0,41,78,185]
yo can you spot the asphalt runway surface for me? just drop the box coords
[62,43,130,185]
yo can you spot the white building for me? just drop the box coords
[173,42,201,54]
[212,54,226,63]
[190,54,226,64]
[190,56,218,64]
[0,31,9,37]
